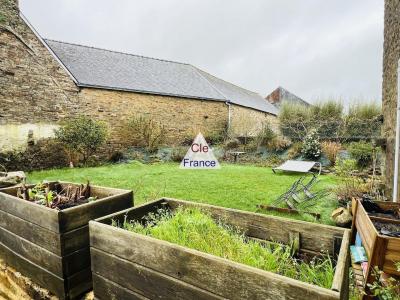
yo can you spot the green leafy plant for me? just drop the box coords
[55,115,108,164]
[301,130,321,159]
[367,263,400,300]
[114,207,335,288]
[124,115,166,152]
[347,141,378,168]
[334,158,358,177]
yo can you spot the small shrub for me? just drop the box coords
[287,142,303,159]
[204,131,226,145]
[223,138,240,150]
[301,130,321,160]
[55,115,108,164]
[321,141,341,166]
[266,137,291,153]
[124,115,166,152]
[334,178,365,204]
[170,146,187,162]
[334,158,358,177]
[109,151,125,163]
[347,141,377,168]
[0,138,69,172]
[255,122,277,147]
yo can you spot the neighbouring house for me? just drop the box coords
[0,0,278,153]
[266,86,310,109]
[382,0,400,201]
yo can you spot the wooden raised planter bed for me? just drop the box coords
[90,198,350,300]
[351,198,400,294]
[0,182,133,300]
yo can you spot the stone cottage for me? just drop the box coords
[382,0,400,201]
[0,0,278,152]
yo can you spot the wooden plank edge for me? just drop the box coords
[90,221,341,299]
[331,230,350,294]
[93,273,149,300]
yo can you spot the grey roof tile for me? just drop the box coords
[45,39,277,115]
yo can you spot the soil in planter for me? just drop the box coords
[113,207,335,288]
[372,221,400,237]
[16,181,97,210]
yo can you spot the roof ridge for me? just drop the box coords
[44,39,190,66]
[191,66,228,101]
[195,68,263,97]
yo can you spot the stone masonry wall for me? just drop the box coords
[78,88,229,148]
[0,0,80,150]
[383,0,400,200]
[230,104,278,137]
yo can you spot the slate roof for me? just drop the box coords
[45,40,278,115]
[266,87,310,109]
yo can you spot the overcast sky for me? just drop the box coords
[20,0,384,106]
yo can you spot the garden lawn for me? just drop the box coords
[28,162,339,225]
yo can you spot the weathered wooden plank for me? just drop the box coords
[63,247,91,277]
[91,247,225,300]
[0,209,62,255]
[93,273,150,300]
[60,225,89,256]
[90,221,340,300]
[66,267,92,299]
[0,191,60,233]
[166,198,344,255]
[94,199,166,225]
[0,242,65,298]
[0,226,63,276]
[58,189,133,233]
[105,198,344,255]
[331,230,350,300]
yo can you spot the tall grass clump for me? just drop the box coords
[114,207,335,288]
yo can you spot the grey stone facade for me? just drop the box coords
[383,0,400,200]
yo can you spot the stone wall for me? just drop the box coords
[0,0,80,149]
[383,0,400,200]
[78,88,229,147]
[230,105,278,137]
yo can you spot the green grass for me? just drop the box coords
[116,206,335,288]
[28,162,339,224]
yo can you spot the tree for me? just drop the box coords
[55,115,108,164]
